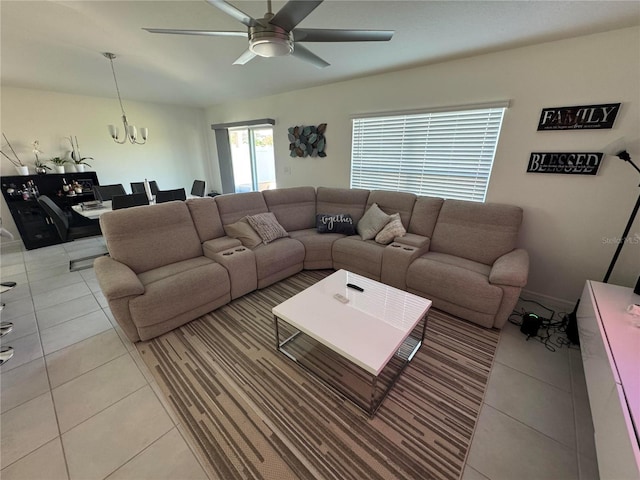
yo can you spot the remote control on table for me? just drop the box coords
[346,283,364,292]
[333,293,349,304]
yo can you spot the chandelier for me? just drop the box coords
[103,52,148,145]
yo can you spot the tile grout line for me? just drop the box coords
[1,249,72,479]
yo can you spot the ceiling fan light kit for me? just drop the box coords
[249,24,293,57]
[143,0,393,68]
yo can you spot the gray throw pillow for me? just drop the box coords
[356,203,391,240]
[224,217,263,249]
[247,212,289,244]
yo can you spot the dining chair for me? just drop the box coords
[111,193,150,210]
[130,181,159,195]
[93,184,126,202]
[190,180,206,197]
[155,188,187,203]
[37,195,102,242]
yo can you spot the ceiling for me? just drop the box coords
[2,1,639,108]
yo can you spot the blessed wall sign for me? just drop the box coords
[527,152,604,175]
[537,103,620,131]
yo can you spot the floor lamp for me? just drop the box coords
[565,149,640,344]
[602,150,640,283]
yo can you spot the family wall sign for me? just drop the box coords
[537,103,620,131]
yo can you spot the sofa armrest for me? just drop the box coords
[94,256,145,300]
[489,248,529,287]
[203,236,243,258]
[392,233,431,250]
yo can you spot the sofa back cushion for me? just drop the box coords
[366,190,417,228]
[185,197,225,242]
[430,200,523,265]
[215,191,268,226]
[316,187,370,224]
[263,186,316,231]
[408,196,444,237]
[100,201,203,274]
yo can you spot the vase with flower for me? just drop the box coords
[67,136,93,172]
[34,158,51,175]
[1,133,27,175]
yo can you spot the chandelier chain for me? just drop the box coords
[108,56,127,117]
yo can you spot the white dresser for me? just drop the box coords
[577,281,640,480]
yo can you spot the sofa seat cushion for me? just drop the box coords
[131,257,230,328]
[332,236,386,280]
[290,229,344,268]
[406,252,502,315]
[252,237,305,282]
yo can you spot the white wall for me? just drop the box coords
[205,27,640,304]
[1,87,212,239]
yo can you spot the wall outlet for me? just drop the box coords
[284,166,291,175]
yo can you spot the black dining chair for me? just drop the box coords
[93,184,126,202]
[130,181,159,196]
[111,193,150,210]
[155,188,187,203]
[37,195,102,242]
[190,180,206,197]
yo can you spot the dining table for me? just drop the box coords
[71,195,201,219]
[71,200,113,219]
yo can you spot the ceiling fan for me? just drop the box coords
[143,0,394,68]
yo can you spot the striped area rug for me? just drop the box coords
[137,270,500,480]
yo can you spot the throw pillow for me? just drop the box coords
[224,217,263,249]
[224,217,262,248]
[316,213,356,235]
[247,212,289,244]
[375,213,406,244]
[357,203,391,240]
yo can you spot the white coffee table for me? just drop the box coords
[272,269,432,417]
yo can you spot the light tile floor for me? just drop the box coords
[0,238,599,480]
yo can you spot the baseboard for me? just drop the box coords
[519,289,575,315]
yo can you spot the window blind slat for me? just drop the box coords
[350,106,505,202]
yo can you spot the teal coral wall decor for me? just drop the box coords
[288,123,327,158]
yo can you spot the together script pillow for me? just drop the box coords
[357,203,391,240]
[247,212,289,244]
[375,213,406,244]
[316,213,356,235]
[224,217,263,248]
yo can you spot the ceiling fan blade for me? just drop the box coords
[291,44,329,69]
[293,28,394,42]
[233,48,257,65]
[205,0,257,27]
[143,28,248,38]
[269,0,323,32]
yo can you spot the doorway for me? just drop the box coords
[229,127,276,193]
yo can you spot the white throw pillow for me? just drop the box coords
[356,203,391,241]
[375,213,406,244]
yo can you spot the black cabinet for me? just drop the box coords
[1,172,100,250]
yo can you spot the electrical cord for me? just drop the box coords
[509,299,578,352]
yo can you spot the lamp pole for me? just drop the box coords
[602,150,640,283]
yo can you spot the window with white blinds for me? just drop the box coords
[350,105,507,202]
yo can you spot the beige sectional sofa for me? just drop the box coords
[95,186,529,342]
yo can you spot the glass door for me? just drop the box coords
[229,127,275,193]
